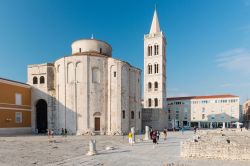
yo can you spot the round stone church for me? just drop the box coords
[27,38,142,135]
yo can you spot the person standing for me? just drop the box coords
[181,127,184,135]
[152,131,157,148]
[61,128,65,137]
[64,128,68,137]
[128,132,133,146]
[47,129,51,140]
[194,126,197,134]
[156,130,160,142]
[163,129,167,141]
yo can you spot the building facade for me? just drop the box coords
[28,39,142,135]
[142,8,168,130]
[167,94,240,128]
[243,99,250,128]
[0,78,31,134]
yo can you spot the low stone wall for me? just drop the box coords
[181,129,250,160]
[0,127,32,135]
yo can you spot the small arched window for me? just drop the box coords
[33,77,38,84]
[40,76,45,84]
[148,82,152,91]
[154,98,158,107]
[131,111,134,119]
[154,82,158,90]
[148,99,152,107]
[148,45,153,56]
[122,110,125,119]
[148,64,152,74]
[154,63,159,73]
[92,68,100,83]
[154,44,159,55]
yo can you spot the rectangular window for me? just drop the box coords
[15,112,22,123]
[114,72,116,77]
[15,93,22,105]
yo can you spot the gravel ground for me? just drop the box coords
[0,131,249,166]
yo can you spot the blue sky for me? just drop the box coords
[0,0,250,103]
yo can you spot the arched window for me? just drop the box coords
[92,68,100,83]
[67,62,74,83]
[154,44,159,55]
[33,77,38,84]
[40,76,45,84]
[148,82,152,91]
[148,45,152,56]
[154,82,158,90]
[148,64,152,74]
[148,99,152,107]
[76,62,83,83]
[154,98,158,107]
[131,111,134,119]
[154,63,159,73]
[122,110,125,119]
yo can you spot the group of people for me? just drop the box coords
[47,128,68,141]
[128,128,169,147]
[150,130,160,145]
[61,128,68,137]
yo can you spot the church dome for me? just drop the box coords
[71,39,112,57]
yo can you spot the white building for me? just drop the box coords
[28,39,142,135]
[142,8,168,130]
[167,94,240,128]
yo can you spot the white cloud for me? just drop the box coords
[216,48,250,75]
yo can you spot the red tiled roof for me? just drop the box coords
[166,94,238,101]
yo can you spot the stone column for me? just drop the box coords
[236,122,240,129]
[198,122,201,128]
[86,139,97,156]
[131,127,135,143]
[222,122,225,129]
[210,122,213,129]
[144,126,150,141]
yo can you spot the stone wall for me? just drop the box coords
[181,129,250,160]
[142,108,168,130]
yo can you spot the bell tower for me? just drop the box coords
[144,8,167,109]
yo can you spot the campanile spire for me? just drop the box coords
[149,8,161,34]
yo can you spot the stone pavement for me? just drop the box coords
[0,131,249,166]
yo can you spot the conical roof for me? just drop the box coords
[149,9,161,34]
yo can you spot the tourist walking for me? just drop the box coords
[181,127,184,135]
[47,129,51,139]
[128,131,133,146]
[51,129,54,138]
[64,128,68,137]
[152,131,157,148]
[194,126,197,134]
[163,129,167,141]
[61,128,65,137]
[156,130,160,141]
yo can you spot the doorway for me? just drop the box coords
[95,117,100,131]
[36,99,47,133]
